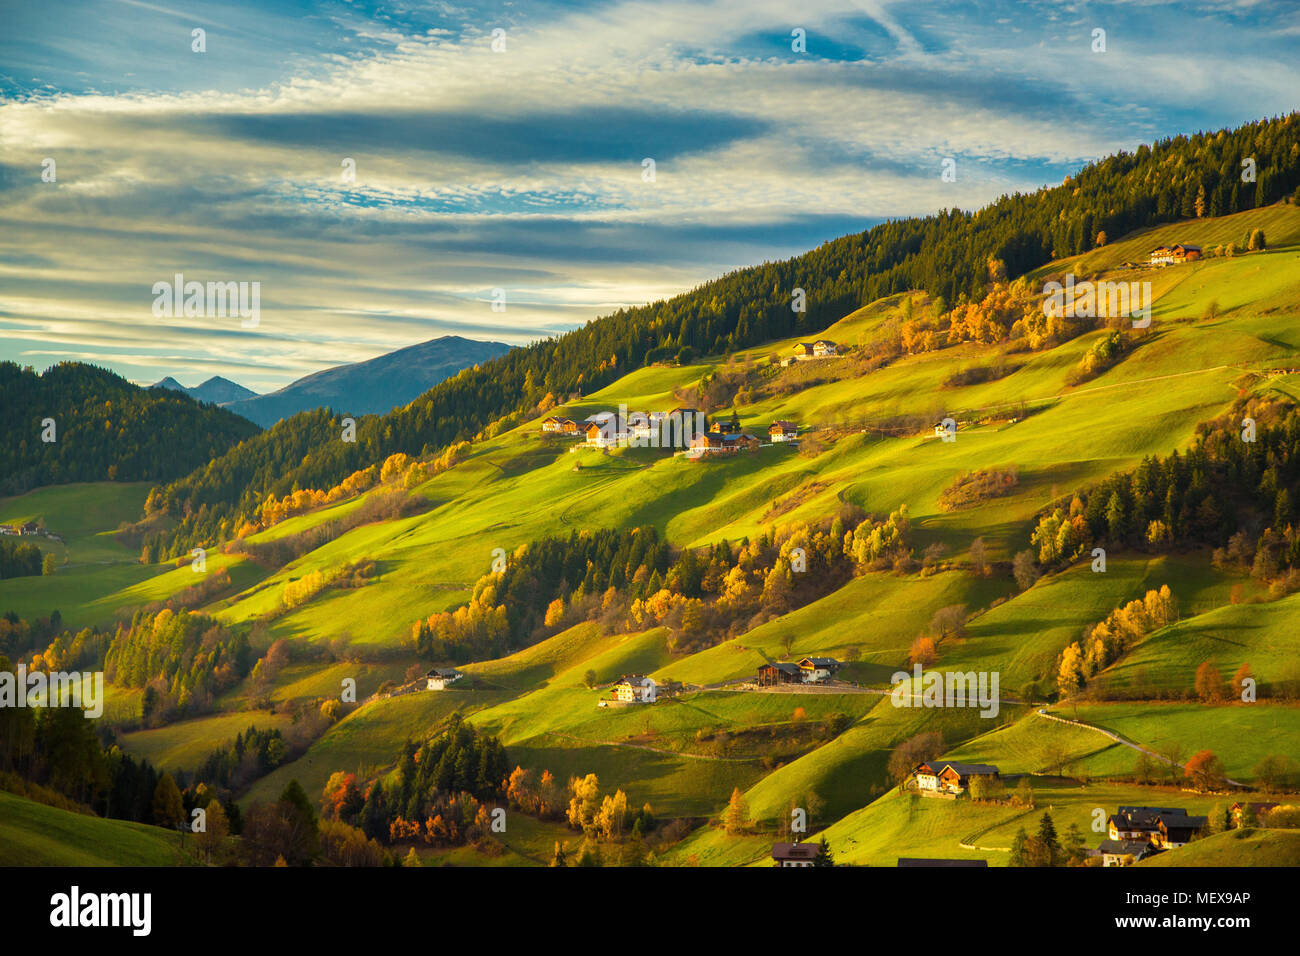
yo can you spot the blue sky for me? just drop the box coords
[1,0,1297,392]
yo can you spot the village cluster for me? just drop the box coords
[538,340,846,456]
[0,521,60,542]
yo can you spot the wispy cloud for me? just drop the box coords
[1,0,1295,390]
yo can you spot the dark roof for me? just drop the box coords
[799,657,840,668]
[896,858,987,867]
[935,764,993,780]
[770,420,797,430]
[425,667,461,678]
[1112,807,1189,829]
[1097,839,1152,855]
[771,842,820,861]
[761,662,804,675]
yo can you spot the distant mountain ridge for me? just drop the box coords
[151,375,257,405]
[222,335,511,428]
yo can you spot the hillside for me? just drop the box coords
[223,335,511,428]
[0,362,260,495]
[143,114,1300,558]
[3,200,1300,871]
[0,792,190,866]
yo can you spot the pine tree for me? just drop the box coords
[812,838,834,867]
[1037,812,1062,866]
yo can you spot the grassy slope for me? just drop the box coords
[0,791,190,866]
[1136,827,1300,866]
[9,206,1300,864]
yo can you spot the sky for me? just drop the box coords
[1,0,1297,393]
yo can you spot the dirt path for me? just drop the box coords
[1033,707,1243,787]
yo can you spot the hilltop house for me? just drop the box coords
[541,416,580,435]
[792,340,839,360]
[0,524,15,536]
[611,674,657,704]
[771,842,820,867]
[797,657,841,683]
[1156,814,1209,849]
[1149,244,1202,266]
[769,421,798,442]
[426,667,463,691]
[757,662,805,686]
[687,432,759,458]
[1230,802,1281,828]
[912,760,1000,795]
[583,413,628,447]
[1097,838,1160,867]
[1107,807,1192,842]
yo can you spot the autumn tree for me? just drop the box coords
[1194,661,1226,702]
[724,787,749,835]
[152,772,184,829]
[1185,750,1226,791]
[887,731,944,790]
[194,799,230,864]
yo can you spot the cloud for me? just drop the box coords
[0,0,1293,389]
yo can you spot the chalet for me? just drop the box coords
[1149,244,1202,266]
[709,418,741,435]
[688,432,759,458]
[1107,807,1190,842]
[757,662,805,686]
[896,858,988,867]
[791,340,839,360]
[425,667,463,691]
[584,413,628,447]
[798,657,841,683]
[612,674,657,704]
[933,420,955,439]
[769,421,798,442]
[20,522,39,535]
[1097,838,1159,867]
[1230,801,1281,828]
[1156,814,1208,849]
[912,760,1000,795]
[771,841,819,867]
[541,416,579,434]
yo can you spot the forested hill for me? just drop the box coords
[0,362,260,494]
[149,113,1300,554]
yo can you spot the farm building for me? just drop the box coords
[1097,838,1159,867]
[1149,243,1202,266]
[612,674,657,703]
[912,760,1000,795]
[541,416,579,434]
[756,662,805,686]
[426,667,463,691]
[1107,807,1193,842]
[768,421,798,442]
[792,340,839,359]
[771,842,819,867]
[688,432,759,458]
[798,657,841,682]
[1229,802,1281,827]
